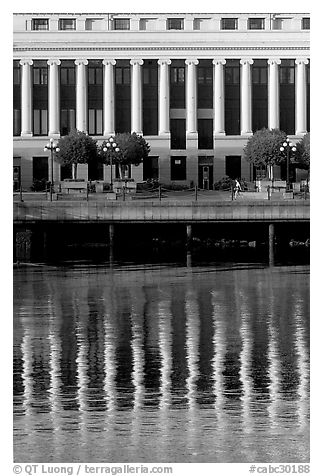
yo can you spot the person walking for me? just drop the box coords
[234,178,242,199]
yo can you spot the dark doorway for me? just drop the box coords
[198,165,213,189]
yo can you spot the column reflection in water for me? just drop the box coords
[238,288,254,435]
[129,287,145,458]
[75,294,90,450]
[267,289,281,433]
[48,299,64,460]
[157,289,173,458]
[211,290,226,431]
[185,286,200,454]
[293,297,310,430]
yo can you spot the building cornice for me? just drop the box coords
[14,46,310,52]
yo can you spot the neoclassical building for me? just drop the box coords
[13,12,310,190]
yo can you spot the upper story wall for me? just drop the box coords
[13,12,310,61]
[13,12,310,32]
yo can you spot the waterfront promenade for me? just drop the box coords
[13,189,309,224]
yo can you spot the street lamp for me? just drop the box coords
[44,138,60,201]
[103,136,120,191]
[280,138,296,192]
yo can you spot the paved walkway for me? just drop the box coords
[13,189,309,202]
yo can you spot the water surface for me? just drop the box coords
[13,262,310,463]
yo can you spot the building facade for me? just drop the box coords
[13,12,310,190]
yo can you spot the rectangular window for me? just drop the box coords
[143,68,158,85]
[32,156,48,182]
[60,66,75,85]
[225,65,240,84]
[170,119,186,149]
[88,109,103,135]
[221,18,238,30]
[252,66,268,84]
[170,67,185,83]
[114,18,130,30]
[85,18,104,30]
[13,65,21,85]
[171,157,186,181]
[197,67,212,84]
[115,67,131,84]
[167,18,184,30]
[302,17,310,30]
[88,66,103,85]
[139,18,157,30]
[33,109,48,135]
[59,19,76,30]
[248,18,265,30]
[61,109,76,136]
[13,109,21,136]
[279,61,295,84]
[198,119,213,149]
[193,18,212,30]
[32,19,49,31]
[33,67,48,85]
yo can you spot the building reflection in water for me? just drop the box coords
[13,265,310,463]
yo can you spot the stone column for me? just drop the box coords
[102,59,116,137]
[47,59,61,137]
[185,59,199,138]
[75,59,88,133]
[213,58,226,136]
[268,58,281,130]
[295,58,309,135]
[158,59,171,136]
[240,58,254,135]
[130,59,144,134]
[19,59,33,137]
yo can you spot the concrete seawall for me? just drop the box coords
[13,200,310,224]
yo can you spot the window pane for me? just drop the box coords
[13,109,21,136]
[114,19,130,30]
[33,69,40,84]
[233,68,240,84]
[222,18,237,30]
[96,109,103,134]
[88,68,95,85]
[41,110,47,135]
[14,68,21,85]
[260,68,267,84]
[69,109,75,129]
[68,68,75,85]
[89,109,95,134]
[32,19,48,30]
[61,68,68,84]
[168,18,184,30]
[40,68,48,85]
[143,69,150,84]
[115,68,122,84]
[123,68,130,84]
[178,68,185,82]
[96,68,103,84]
[33,110,40,134]
[59,19,76,30]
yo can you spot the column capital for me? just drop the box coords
[74,59,88,66]
[130,59,144,66]
[185,59,199,66]
[157,58,171,66]
[212,58,226,66]
[240,58,254,66]
[47,59,61,66]
[102,59,116,66]
[267,58,281,66]
[19,59,33,66]
[295,58,309,65]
